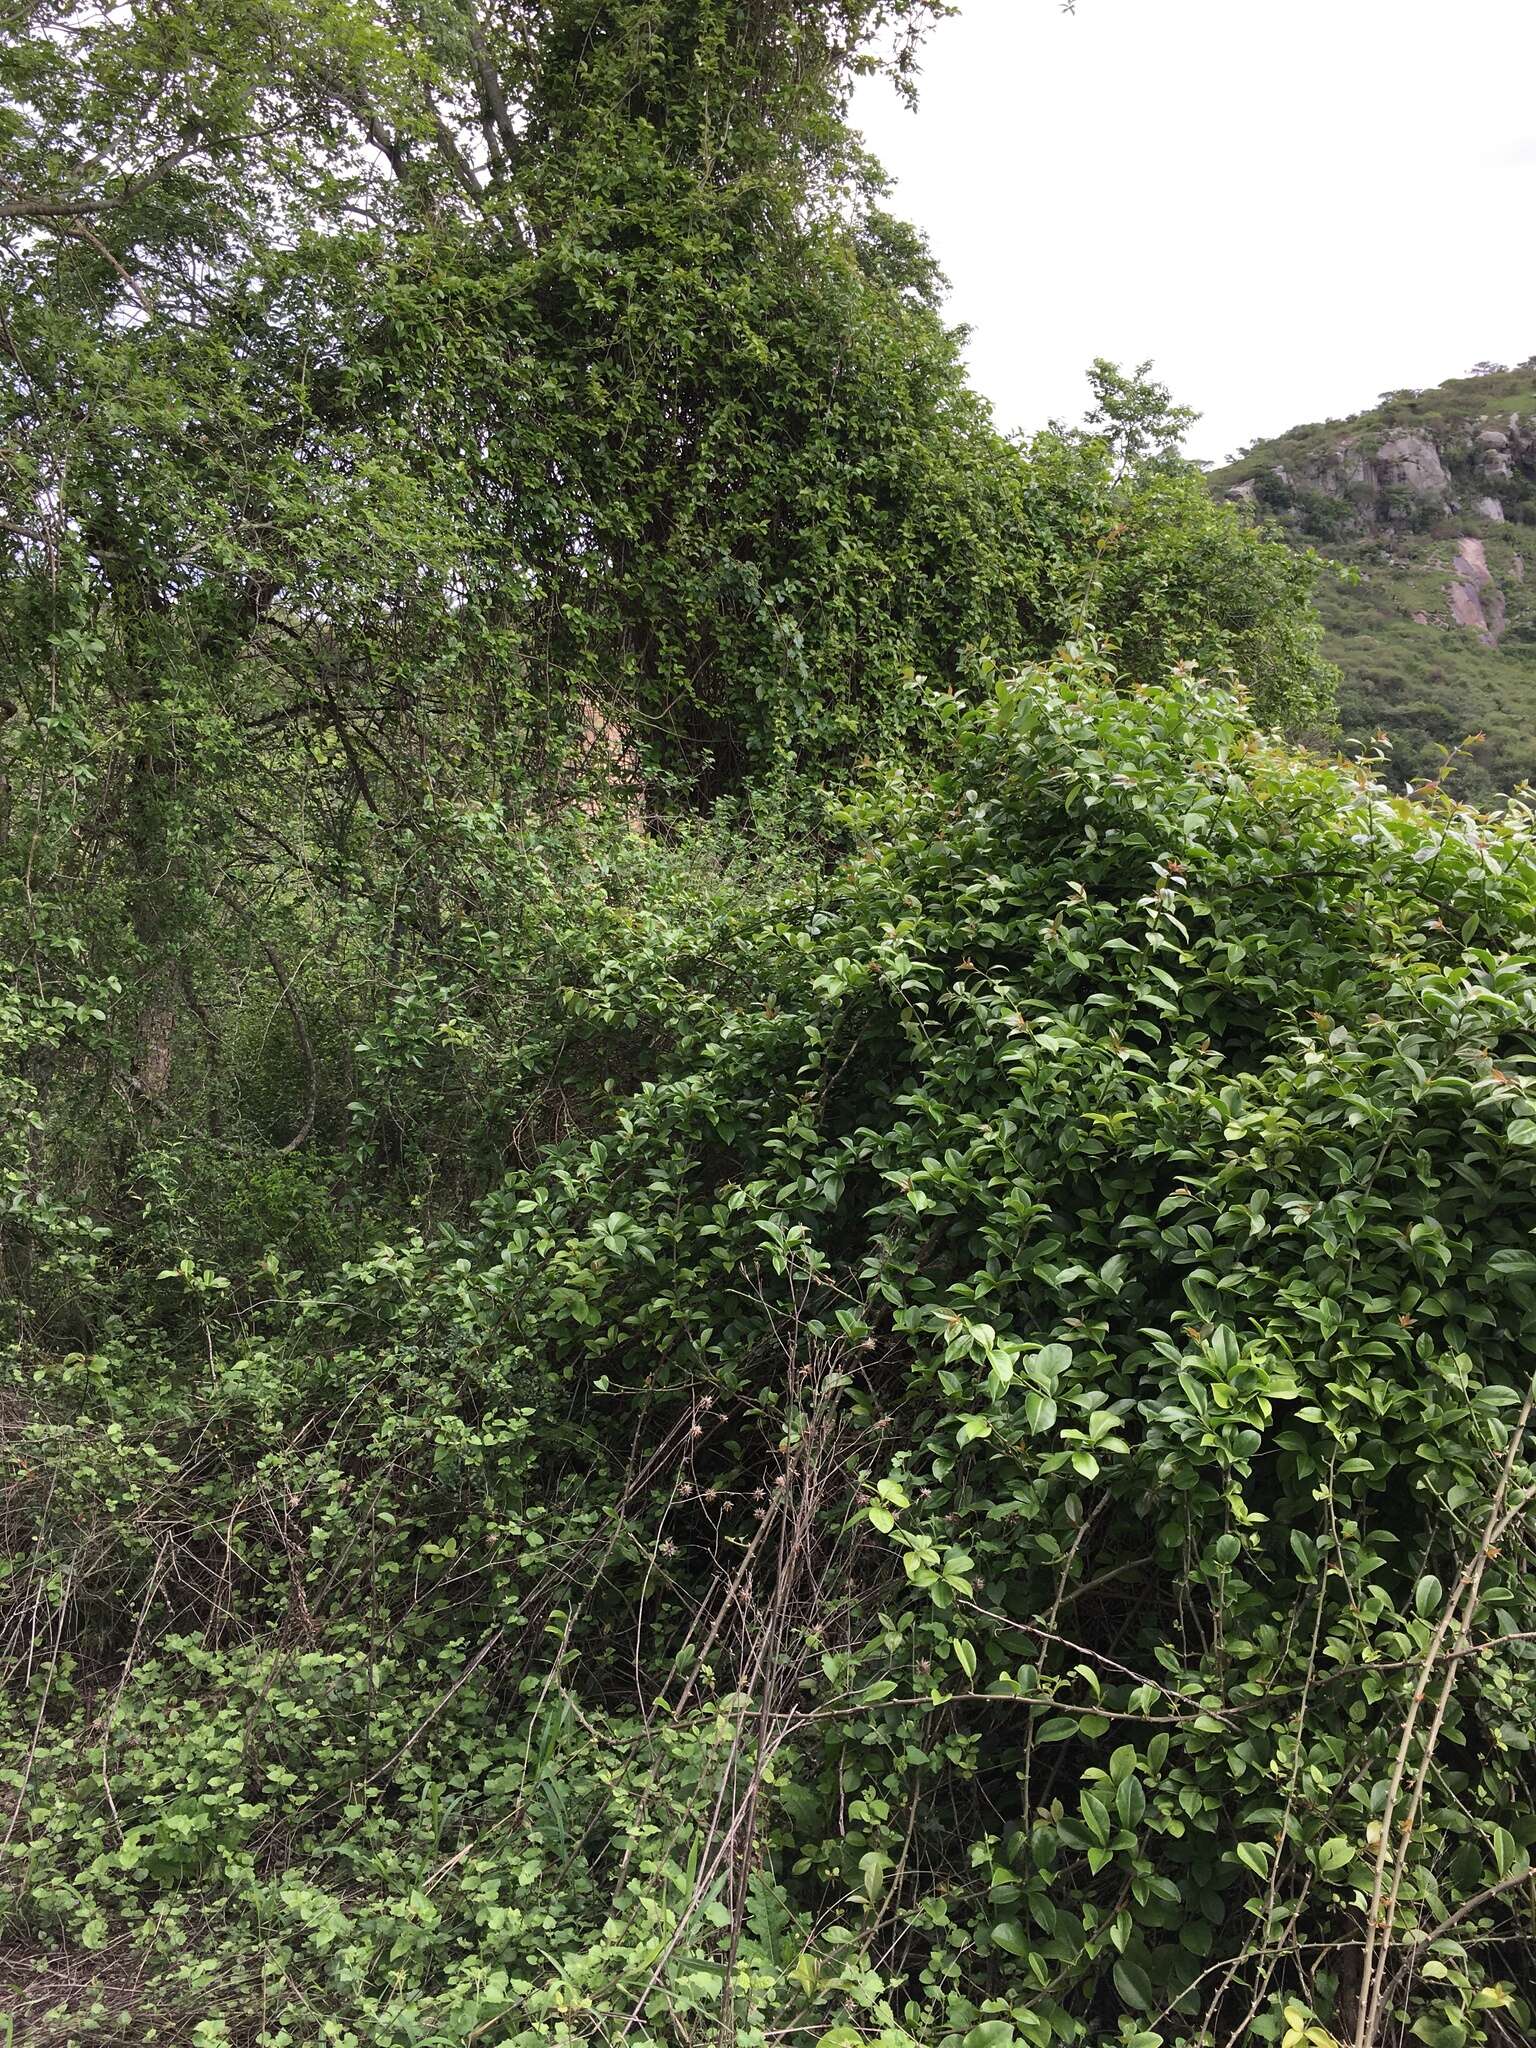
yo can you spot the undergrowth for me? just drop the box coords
[6,661,1536,2046]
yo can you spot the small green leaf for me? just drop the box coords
[1080,1789,1111,1844]
[963,2024,1016,2048]
[991,1917,1030,1958]
[1492,1825,1525,1879]
[1113,1958,1154,2011]
[1024,1392,1058,1433]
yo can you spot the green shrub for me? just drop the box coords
[7,660,1536,2045]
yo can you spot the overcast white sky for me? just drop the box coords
[851,0,1536,466]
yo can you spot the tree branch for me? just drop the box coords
[467,15,521,164]
[1380,1867,1535,2015]
[426,102,486,206]
[0,193,114,222]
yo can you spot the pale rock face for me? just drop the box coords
[1230,409,1530,547]
[1513,553,1527,584]
[1477,417,1531,478]
[1448,536,1507,646]
[1374,432,1451,501]
[1312,444,1371,494]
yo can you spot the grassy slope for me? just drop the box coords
[1212,366,1536,805]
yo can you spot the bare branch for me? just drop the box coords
[467,15,521,164]
[0,193,115,222]
[426,101,486,206]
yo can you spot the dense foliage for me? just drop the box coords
[16,6,1527,2048]
[2,2,1339,1282]
[1,0,1334,802]
[7,659,1536,2047]
[0,1,1340,1320]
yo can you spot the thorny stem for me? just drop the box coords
[1354,1378,1536,2047]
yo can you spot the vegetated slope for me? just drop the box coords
[8,661,1536,2046]
[1211,362,1536,803]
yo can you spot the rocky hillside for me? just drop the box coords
[1212,361,1536,802]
